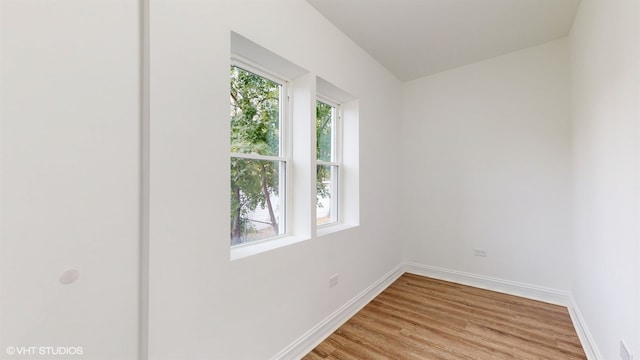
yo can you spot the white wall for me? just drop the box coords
[0,1,141,359]
[4,0,637,359]
[1,0,402,359]
[401,39,572,291]
[148,1,402,359]
[569,0,640,358]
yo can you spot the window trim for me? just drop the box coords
[231,56,289,88]
[230,60,291,247]
[316,96,342,227]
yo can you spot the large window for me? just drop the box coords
[316,99,340,226]
[230,64,287,246]
[229,33,359,258]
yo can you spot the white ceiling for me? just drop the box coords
[307,0,581,81]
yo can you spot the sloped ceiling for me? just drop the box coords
[307,0,581,81]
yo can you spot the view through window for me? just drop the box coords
[230,65,286,246]
[316,100,339,226]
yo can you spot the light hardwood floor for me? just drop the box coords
[304,273,586,360]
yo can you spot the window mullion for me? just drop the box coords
[316,160,339,166]
[231,152,286,162]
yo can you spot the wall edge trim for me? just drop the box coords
[271,263,404,360]
[567,295,603,360]
[403,262,570,305]
[273,262,602,360]
[405,262,600,359]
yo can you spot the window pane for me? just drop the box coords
[230,66,281,156]
[231,158,285,245]
[316,101,333,162]
[317,164,338,225]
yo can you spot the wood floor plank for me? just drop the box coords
[304,273,586,360]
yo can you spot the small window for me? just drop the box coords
[230,64,287,246]
[316,99,340,226]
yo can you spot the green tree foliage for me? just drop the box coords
[229,66,333,245]
[316,101,333,203]
[230,66,281,245]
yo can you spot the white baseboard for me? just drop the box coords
[567,295,602,360]
[273,261,601,360]
[404,262,602,360]
[271,263,404,360]
[404,262,570,305]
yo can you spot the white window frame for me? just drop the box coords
[230,59,291,247]
[316,95,342,227]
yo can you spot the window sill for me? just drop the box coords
[230,235,309,261]
[316,222,358,237]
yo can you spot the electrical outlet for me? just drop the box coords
[329,274,339,288]
[473,248,487,257]
[620,340,633,360]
